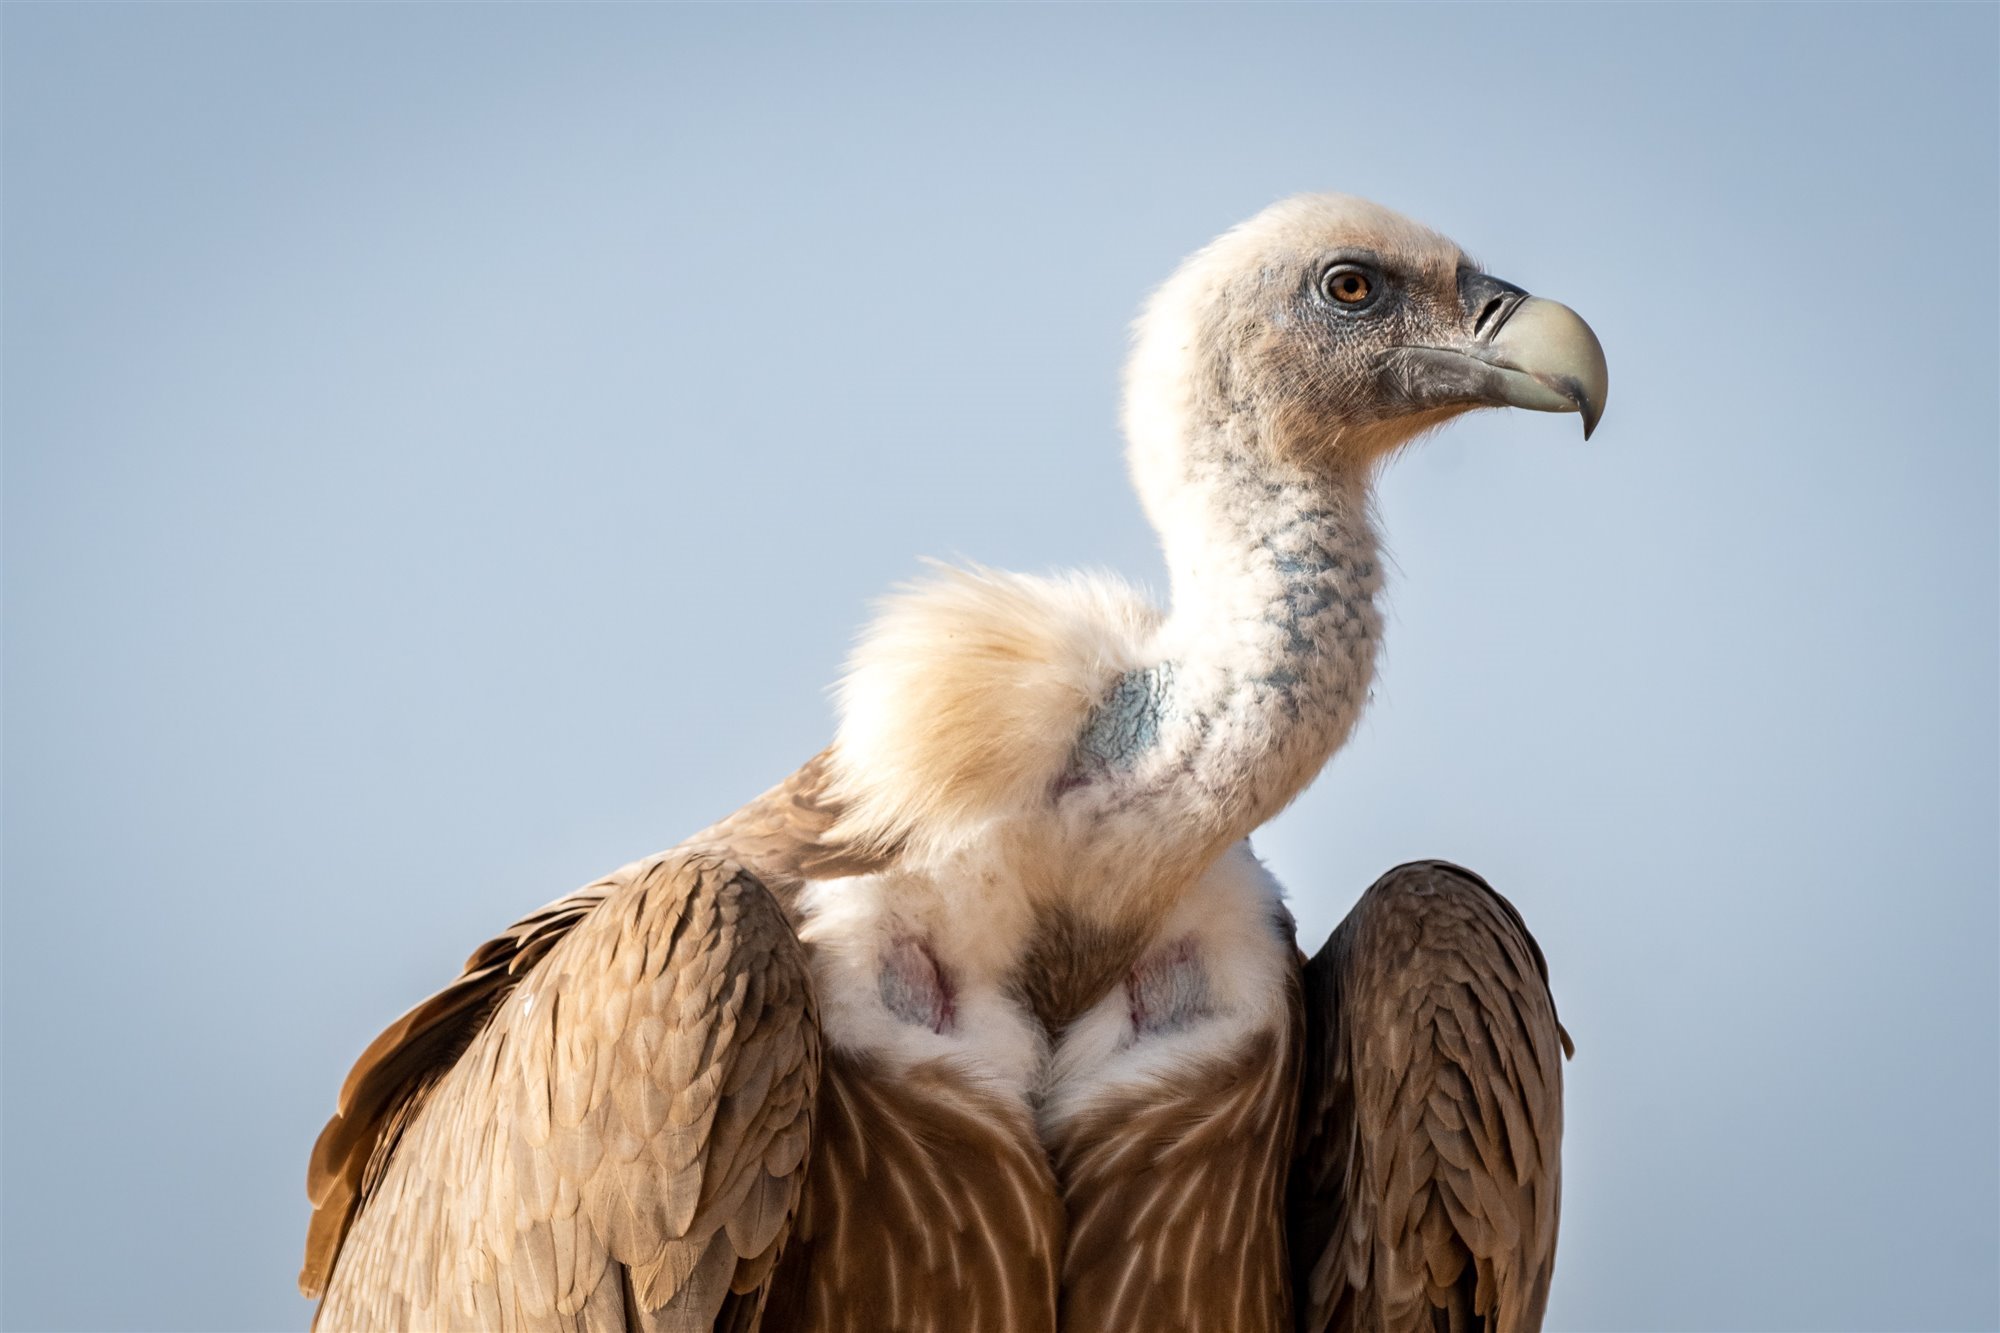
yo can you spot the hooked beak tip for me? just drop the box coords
[1572,382,1603,440]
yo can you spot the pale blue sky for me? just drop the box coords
[4,5,1995,1330]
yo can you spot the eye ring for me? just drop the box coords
[1319,262,1381,311]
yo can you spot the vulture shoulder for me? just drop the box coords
[1289,860,1573,1333]
[302,763,850,1331]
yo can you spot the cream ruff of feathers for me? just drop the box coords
[304,194,1604,1333]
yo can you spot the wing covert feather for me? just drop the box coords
[1289,860,1571,1333]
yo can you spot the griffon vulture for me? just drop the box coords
[302,194,1600,1332]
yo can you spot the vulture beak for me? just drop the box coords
[1381,271,1610,439]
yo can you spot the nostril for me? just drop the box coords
[1473,294,1515,340]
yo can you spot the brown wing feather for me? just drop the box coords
[761,1050,1065,1333]
[684,751,894,902]
[303,888,608,1295]
[304,756,880,1330]
[1289,860,1572,1333]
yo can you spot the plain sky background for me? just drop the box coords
[4,5,1996,1331]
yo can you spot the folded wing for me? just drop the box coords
[1289,860,1572,1333]
[303,849,819,1332]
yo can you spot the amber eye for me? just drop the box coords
[1319,263,1380,310]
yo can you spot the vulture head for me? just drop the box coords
[1125,193,1608,517]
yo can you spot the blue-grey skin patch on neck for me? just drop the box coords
[1067,661,1177,782]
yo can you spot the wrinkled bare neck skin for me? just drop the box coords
[1166,431,1384,819]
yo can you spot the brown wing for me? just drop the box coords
[303,757,878,1331]
[306,849,816,1331]
[1288,860,1573,1333]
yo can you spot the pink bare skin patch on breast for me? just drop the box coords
[1126,936,1213,1038]
[878,936,958,1035]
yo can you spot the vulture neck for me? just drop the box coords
[1143,423,1384,851]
